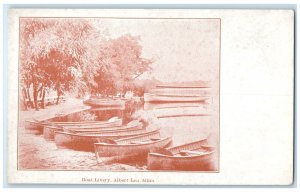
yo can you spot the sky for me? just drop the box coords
[92,18,220,83]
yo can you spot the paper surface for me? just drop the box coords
[7,9,294,185]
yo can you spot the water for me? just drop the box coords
[141,102,214,146]
[53,100,217,147]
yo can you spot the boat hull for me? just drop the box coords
[94,137,172,164]
[24,120,45,134]
[149,88,211,96]
[25,118,122,135]
[44,122,143,141]
[144,102,203,110]
[147,151,216,171]
[64,120,140,133]
[43,126,62,140]
[50,119,122,129]
[144,93,210,103]
[54,129,159,152]
[83,98,125,108]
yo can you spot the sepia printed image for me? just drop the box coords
[18,17,220,172]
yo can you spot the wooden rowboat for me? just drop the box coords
[54,128,160,152]
[25,117,122,134]
[94,132,172,165]
[83,98,125,108]
[143,102,203,111]
[43,125,62,140]
[43,120,142,141]
[46,117,122,129]
[147,139,217,171]
[64,120,141,133]
[144,93,210,103]
[149,87,211,97]
[24,120,46,134]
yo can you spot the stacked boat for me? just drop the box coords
[144,85,211,103]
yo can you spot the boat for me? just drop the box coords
[43,120,142,141]
[144,84,212,103]
[43,125,62,140]
[54,128,160,152]
[64,120,141,133]
[147,139,217,171]
[94,133,172,164]
[149,87,211,97]
[46,117,122,129]
[83,97,125,108]
[143,102,203,111]
[144,93,210,103]
[25,116,122,134]
[24,120,46,134]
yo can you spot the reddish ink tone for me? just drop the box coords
[18,18,220,172]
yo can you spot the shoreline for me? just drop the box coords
[18,98,144,171]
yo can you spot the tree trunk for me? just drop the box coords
[33,82,38,110]
[21,88,28,110]
[41,87,46,109]
[26,87,34,108]
[56,89,60,105]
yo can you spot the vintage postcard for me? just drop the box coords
[7,9,294,185]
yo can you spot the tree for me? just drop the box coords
[20,18,98,109]
[92,34,153,96]
[19,18,154,110]
[20,19,49,109]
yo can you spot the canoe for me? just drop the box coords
[156,85,211,88]
[25,117,122,134]
[94,133,172,165]
[24,120,46,134]
[64,120,141,133]
[43,120,142,141]
[144,102,203,110]
[83,98,125,108]
[144,93,210,103]
[147,139,217,171]
[54,128,160,152]
[45,117,122,129]
[149,88,211,97]
[43,125,62,140]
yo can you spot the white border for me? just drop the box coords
[6,8,295,186]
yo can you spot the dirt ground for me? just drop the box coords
[18,98,144,171]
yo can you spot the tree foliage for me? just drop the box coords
[93,34,152,95]
[19,18,153,110]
